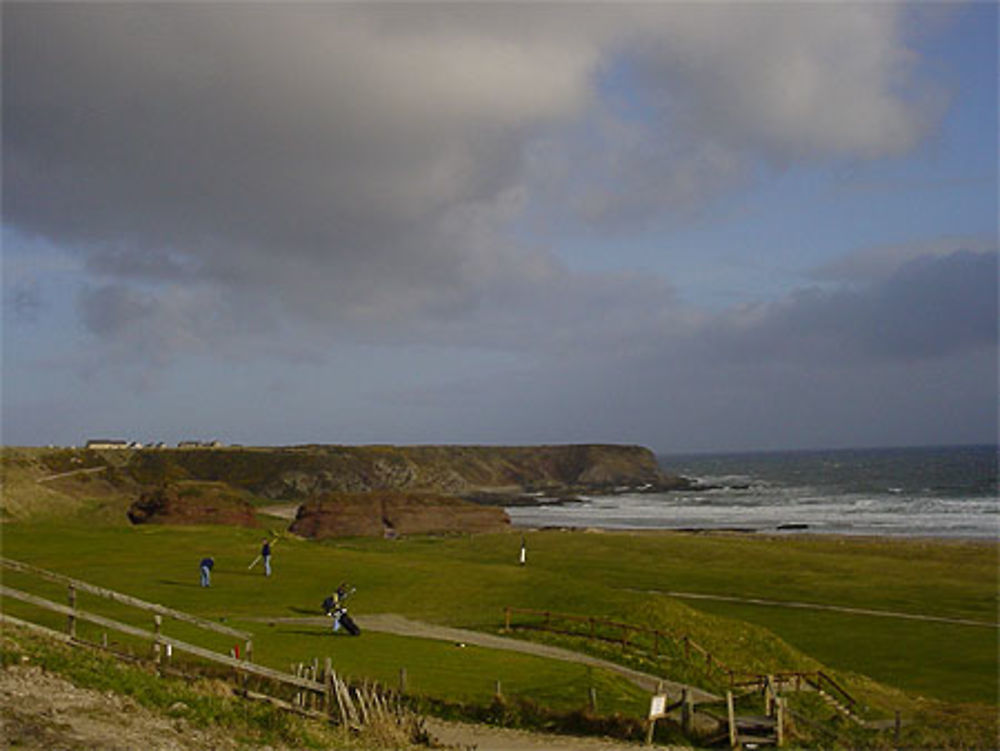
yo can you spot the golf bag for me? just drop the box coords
[322,586,361,636]
[335,608,361,636]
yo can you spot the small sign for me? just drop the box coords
[649,693,668,719]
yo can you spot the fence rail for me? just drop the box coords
[1,557,251,640]
[0,559,413,735]
[504,606,737,684]
[0,610,402,733]
[503,605,858,714]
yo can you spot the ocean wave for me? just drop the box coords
[507,489,998,538]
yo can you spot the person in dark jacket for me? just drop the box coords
[261,539,272,577]
[200,557,214,587]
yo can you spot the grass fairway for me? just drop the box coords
[2,519,996,723]
[685,600,996,705]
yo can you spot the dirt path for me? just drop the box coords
[424,717,683,751]
[251,613,718,703]
[0,661,681,751]
[35,466,106,484]
[3,612,696,751]
[257,503,300,520]
[0,663,241,751]
[651,590,999,628]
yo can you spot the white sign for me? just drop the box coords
[649,693,668,719]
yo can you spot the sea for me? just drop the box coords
[507,444,999,539]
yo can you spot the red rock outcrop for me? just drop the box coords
[127,483,258,527]
[289,491,509,539]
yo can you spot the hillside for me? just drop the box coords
[121,443,680,498]
[0,444,685,524]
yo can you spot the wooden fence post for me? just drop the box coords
[589,686,598,712]
[494,679,502,699]
[306,660,315,709]
[726,691,737,749]
[153,614,162,663]
[682,688,693,734]
[67,584,76,638]
[244,639,253,663]
[399,667,407,694]
[776,696,785,747]
[323,657,333,712]
[332,673,349,726]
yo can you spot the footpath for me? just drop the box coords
[255,613,701,750]
[254,613,718,703]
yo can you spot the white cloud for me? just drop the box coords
[631,4,945,160]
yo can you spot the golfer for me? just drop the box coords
[199,556,214,587]
[261,538,272,577]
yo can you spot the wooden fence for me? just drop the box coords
[503,606,857,714]
[0,558,410,733]
[504,605,738,684]
[1,557,253,654]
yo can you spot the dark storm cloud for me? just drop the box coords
[3,3,589,324]
[378,245,998,450]
[704,250,998,363]
[2,3,991,451]
[2,2,965,380]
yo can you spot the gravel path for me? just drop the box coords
[252,613,718,703]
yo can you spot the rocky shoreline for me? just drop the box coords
[460,477,697,508]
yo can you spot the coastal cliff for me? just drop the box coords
[119,443,682,499]
[3,444,685,536]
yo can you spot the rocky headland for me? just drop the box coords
[6,443,688,537]
[121,443,685,500]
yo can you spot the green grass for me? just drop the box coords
[681,599,997,705]
[2,520,996,740]
[0,523,657,717]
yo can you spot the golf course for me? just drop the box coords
[1,446,997,749]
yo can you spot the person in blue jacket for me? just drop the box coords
[200,556,214,587]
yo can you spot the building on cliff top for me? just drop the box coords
[85,439,130,449]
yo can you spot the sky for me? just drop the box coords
[2,2,997,454]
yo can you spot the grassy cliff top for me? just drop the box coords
[2,444,680,521]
